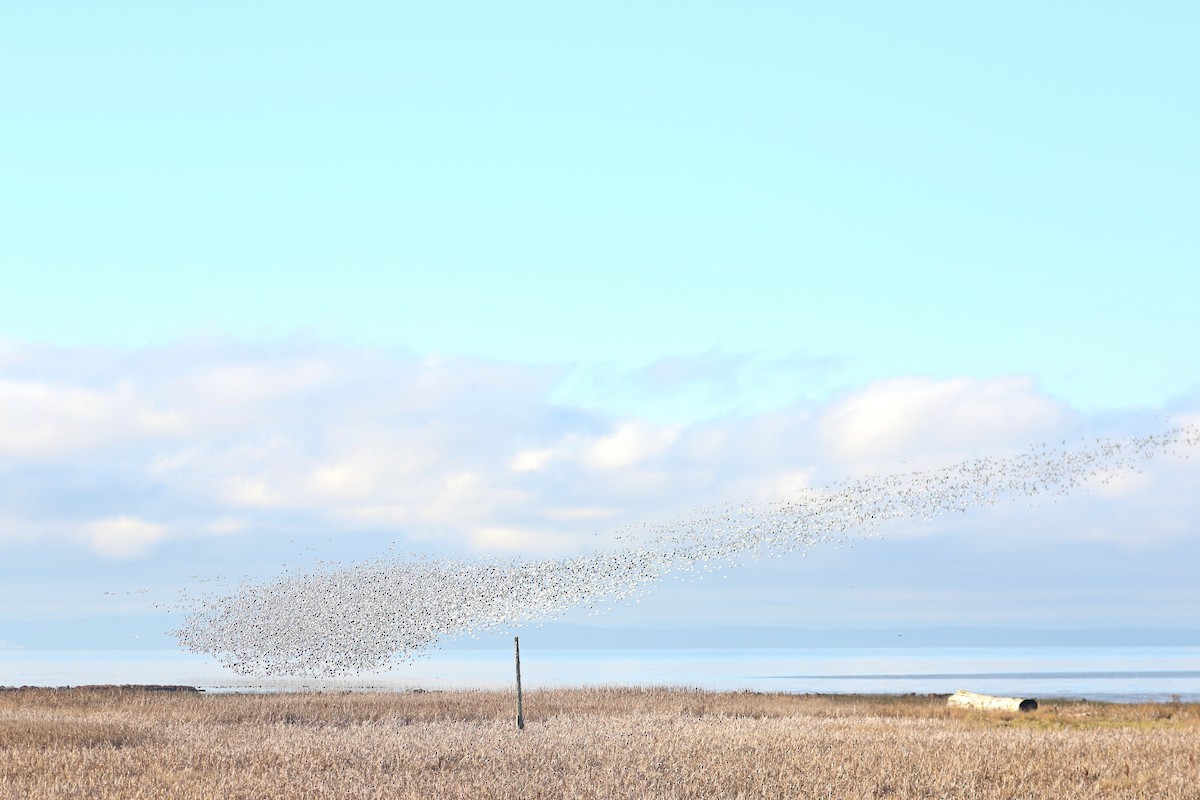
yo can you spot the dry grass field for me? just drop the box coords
[1,685,1197,799]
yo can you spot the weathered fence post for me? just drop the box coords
[515,636,525,730]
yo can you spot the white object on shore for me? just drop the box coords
[947,689,1038,712]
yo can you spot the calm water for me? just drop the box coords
[3,647,1198,702]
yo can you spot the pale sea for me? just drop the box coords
[4,647,1199,702]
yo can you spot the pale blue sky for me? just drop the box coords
[1,3,1198,649]
[5,2,1198,407]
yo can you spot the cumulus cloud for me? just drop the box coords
[583,421,681,468]
[819,375,1073,468]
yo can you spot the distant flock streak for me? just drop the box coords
[174,426,1199,677]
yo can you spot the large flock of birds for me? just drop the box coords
[174,425,1199,677]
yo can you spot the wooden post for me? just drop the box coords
[514,636,525,730]
[947,689,1038,712]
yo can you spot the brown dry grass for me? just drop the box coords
[2,686,1198,799]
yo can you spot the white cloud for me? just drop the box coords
[582,421,681,469]
[509,420,682,474]
[1,339,1196,571]
[509,447,557,473]
[82,517,167,560]
[308,460,381,500]
[0,379,182,458]
[819,376,1072,466]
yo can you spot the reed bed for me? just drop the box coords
[2,686,1197,799]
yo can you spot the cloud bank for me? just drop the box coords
[0,338,1195,568]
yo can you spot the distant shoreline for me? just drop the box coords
[3,684,1196,708]
[7,644,1200,703]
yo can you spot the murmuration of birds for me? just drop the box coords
[173,424,1200,677]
